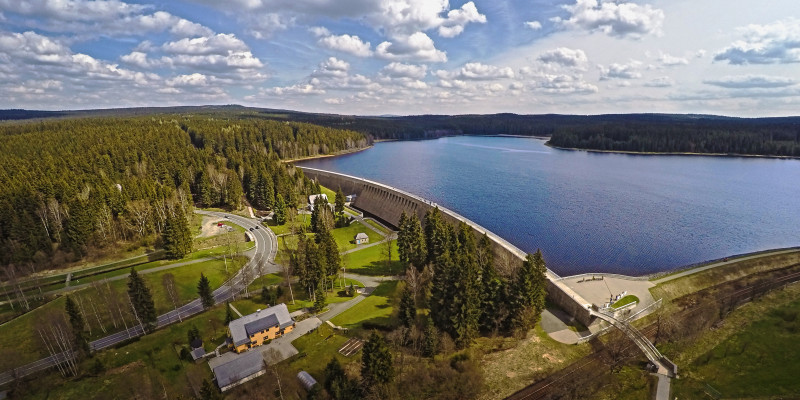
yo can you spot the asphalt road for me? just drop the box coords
[0,210,278,386]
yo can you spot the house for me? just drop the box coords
[212,349,268,392]
[354,232,369,245]
[345,194,356,202]
[227,304,295,353]
[308,194,328,211]
[189,338,205,362]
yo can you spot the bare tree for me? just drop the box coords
[382,232,397,275]
[263,348,285,400]
[35,311,79,377]
[127,200,152,239]
[162,273,182,322]
[601,329,637,374]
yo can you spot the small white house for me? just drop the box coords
[354,232,369,245]
[345,194,357,202]
[308,194,328,211]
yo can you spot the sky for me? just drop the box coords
[1,0,799,116]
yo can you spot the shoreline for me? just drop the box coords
[282,145,373,164]
[546,142,800,160]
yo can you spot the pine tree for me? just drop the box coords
[198,172,213,207]
[188,325,201,344]
[361,331,394,387]
[273,193,287,225]
[225,301,236,325]
[398,284,416,328]
[198,273,214,309]
[163,208,192,259]
[324,358,361,400]
[397,211,410,266]
[64,295,90,356]
[507,250,548,334]
[422,317,439,358]
[408,214,427,270]
[334,187,345,216]
[127,267,157,332]
[449,223,481,348]
[479,234,506,333]
[313,284,326,313]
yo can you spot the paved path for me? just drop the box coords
[228,303,244,318]
[652,247,800,284]
[340,237,391,255]
[0,210,278,386]
[317,273,396,322]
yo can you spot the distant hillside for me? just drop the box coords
[4,105,800,156]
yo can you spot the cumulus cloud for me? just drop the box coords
[529,72,598,94]
[157,33,264,77]
[265,83,325,95]
[311,57,350,78]
[552,0,664,39]
[537,47,588,67]
[598,61,642,80]
[381,62,427,79]
[166,73,212,87]
[658,53,689,66]
[436,62,514,80]
[703,75,797,89]
[318,33,372,57]
[525,21,543,30]
[438,1,486,38]
[375,32,447,62]
[714,18,800,64]
[0,0,213,37]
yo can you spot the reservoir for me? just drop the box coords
[297,136,800,276]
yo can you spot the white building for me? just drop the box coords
[308,193,328,211]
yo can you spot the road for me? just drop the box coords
[0,210,278,386]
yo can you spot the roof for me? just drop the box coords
[228,303,293,347]
[297,371,318,390]
[213,349,265,388]
[355,232,368,240]
[308,194,328,204]
[190,347,206,360]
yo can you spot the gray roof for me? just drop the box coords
[213,349,265,388]
[355,232,368,240]
[228,303,293,347]
[190,347,206,360]
[297,371,318,390]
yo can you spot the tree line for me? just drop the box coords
[0,113,369,290]
[547,120,800,157]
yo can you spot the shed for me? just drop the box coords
[354,232,369,245]
[190,347,206,363]
[345,194,356,202]
[297,371,318,391]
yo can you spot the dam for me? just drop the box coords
[299,166,595,327]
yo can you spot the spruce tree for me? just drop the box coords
[273,193,287,225]
[164,208,192,259]
[507,250,548,334]
[361,331,394,387]
[334,187,345,216]
[127,267,157,332]
[422,317,439,358]
[64,295,90,356]
[398,285,416,328]
[225,301,236,325]
[397,211,410,266]
[408,214,427,270]
[324,358,362,400]
[313,284,326,313]
[198,273,215,309]
[449,223,481,348]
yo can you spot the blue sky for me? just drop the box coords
[1,0,799,116]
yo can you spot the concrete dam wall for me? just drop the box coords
[299,167,594,327]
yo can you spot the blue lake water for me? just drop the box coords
[298,136,800,276]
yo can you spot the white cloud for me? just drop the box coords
[703,75,797,89]
[311,57,350,78]
[381,62,427,79]
[659,53,689,66]
[318,34,372,57]
[324,97,344,104]
[157,34,265,78]
[162,34,248,55]
[436,62,514,80]
[525,21,543,30]
[438,1,486,38]
[644,76,673,87]
[598,61,642,80]
[120,51,153,68]
[537,47,588,67]
[529,72,598,94]
[552,0,664,39]
[266,83,325,95]
[375,32,447,62]
[167,73,211,87]
[714,18,800,64]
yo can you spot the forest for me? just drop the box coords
[0,113,369,281]
[546,119,800,157]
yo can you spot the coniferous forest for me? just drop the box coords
[0,113,368,274]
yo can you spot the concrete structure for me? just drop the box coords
[228,304,295,353]
[300,167,594,327]
[354,232,369,244]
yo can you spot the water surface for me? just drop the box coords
[298,136,800,276]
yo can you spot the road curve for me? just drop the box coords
[0,210,278,386]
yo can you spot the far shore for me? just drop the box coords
[282,145,373,163]
[546,142,800,160]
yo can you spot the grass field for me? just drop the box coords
[331,221,384,251]
[330,280,399,329]
[671,283,800,398]
[342,240,402,276]
[612,295,639,309]
[363,219,390,235]
[288,323,354,379]
[7,305,228,399]
[265,213,310,235]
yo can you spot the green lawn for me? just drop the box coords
[330,280,399,329]
[612,295,639,309]
[265,213,310,235]
[363,219,390,235]
[283,278,364,313]
[288,323,353,380]
[8,305,228,399]
[331,221,384,251]
[342,240,403,276]
[673,291,800,398]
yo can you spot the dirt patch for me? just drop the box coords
[197,216,228,238]
[106,360,145,376]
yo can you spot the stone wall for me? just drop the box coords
[299,166,594,327]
